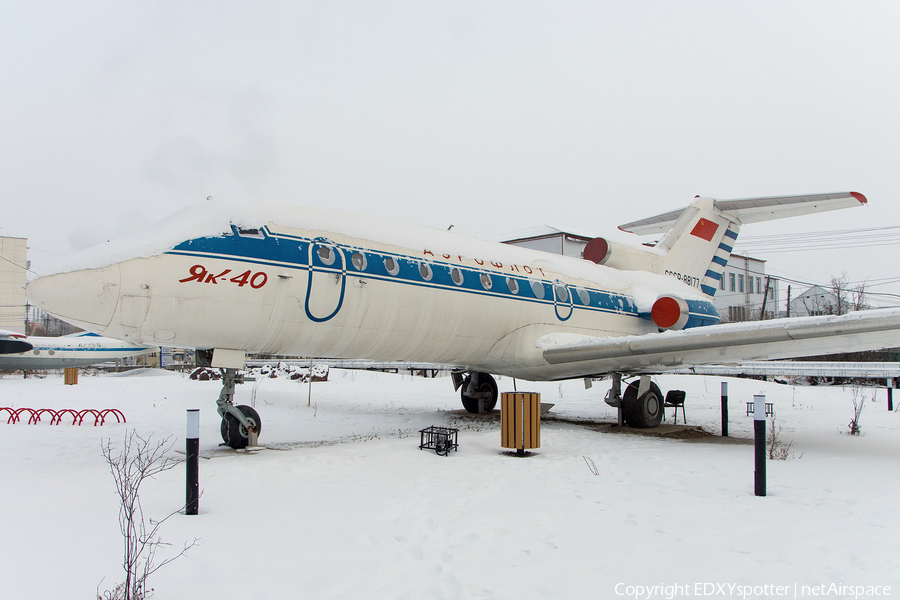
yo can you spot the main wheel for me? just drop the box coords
[622,380,664,428]
[220,404,262,449]
[460,373,498,413]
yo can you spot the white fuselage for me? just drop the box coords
[25,206,718,380]
[0,334,157,370]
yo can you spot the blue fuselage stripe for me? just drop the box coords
[167,228,721,328]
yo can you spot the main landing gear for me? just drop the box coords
[605,373,664,428]
[217,368,262,449]
[452,371,499,413]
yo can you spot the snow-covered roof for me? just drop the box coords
[495,225,595,244]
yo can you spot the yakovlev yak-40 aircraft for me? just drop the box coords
[25,191,900,448]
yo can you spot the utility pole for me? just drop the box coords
[759,276,771,320]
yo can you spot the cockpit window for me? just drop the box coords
[234,226,265,239]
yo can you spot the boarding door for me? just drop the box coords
[305,238,346,322]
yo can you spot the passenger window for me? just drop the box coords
[351,252,367,271]
[384,257,400,276]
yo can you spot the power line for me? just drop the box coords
[735,224,900,253]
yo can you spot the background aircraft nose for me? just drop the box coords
[26,264,121,333]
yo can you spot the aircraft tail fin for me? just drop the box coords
[616,192,866,297]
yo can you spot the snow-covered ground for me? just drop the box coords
[1,368,898,599]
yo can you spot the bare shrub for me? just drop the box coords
[848,387,867,435]
[767,416,802,460]
[98,431,198,600]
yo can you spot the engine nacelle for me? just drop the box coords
[650,295,690,331]
[583,237,663,272]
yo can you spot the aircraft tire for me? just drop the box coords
[622,381,663,428]
[461,373,498,413]
[221,404,262,449]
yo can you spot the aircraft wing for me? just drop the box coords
[673,361,900,379]
[536,308,900,378]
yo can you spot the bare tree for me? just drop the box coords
[852,280,870,312]
[826,273,851,316]
[825,273,869,315]
[99,431,198,600]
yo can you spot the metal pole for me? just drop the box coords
[308,358,313,407]
[759,277,771,321]
[754,395,766,497]
[186,409,200,515]
[721,381,728,437]
[888,378,894,412]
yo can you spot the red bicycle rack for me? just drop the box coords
[52,409,80,425]
[0,407,126,426]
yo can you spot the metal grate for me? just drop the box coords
[418,426,459,456]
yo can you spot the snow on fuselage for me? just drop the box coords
[25,203,719,380]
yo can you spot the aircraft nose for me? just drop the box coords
[26,264,121,333]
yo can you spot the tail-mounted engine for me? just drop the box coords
[649,295,690,330]
[582,237,663,272]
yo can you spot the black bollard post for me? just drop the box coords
[754,394,766,497]
[721,381,728,437]
[888,378,894,412]
[186,409,199,515]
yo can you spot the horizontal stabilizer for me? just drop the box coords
[620,192,866,236]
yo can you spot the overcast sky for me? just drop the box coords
[3,1,899,308]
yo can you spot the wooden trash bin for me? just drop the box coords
[501,392,540,456]
[64,367,78,385]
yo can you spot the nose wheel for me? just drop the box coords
[220,404,262,449]
[216,368,262,449]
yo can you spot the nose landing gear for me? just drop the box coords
[216,368,262,449]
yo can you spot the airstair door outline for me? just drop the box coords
[305,238,346,322]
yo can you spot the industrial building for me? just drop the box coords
[0,236,28,334]
[713,254,779,322]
